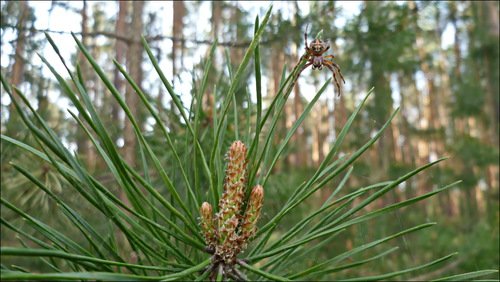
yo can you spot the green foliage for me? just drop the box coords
[451,77,485,118]
[450,135,499,167]
[0,5,497,281]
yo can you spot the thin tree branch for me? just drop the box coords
[1,24,280,48]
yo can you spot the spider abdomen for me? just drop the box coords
[313,56,324,69]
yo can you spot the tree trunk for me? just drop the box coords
[229,4,244,67]
[311,104,320,166]
[410,1,438,198]
[484,1,499,146]
[7,1,29,136]
[172,1,185,81]
[269,40,285,170]
[119,0,144,263]
[397,74,418,199]
[211,1,222,39]
[365,2,396,181]
[290,41,304,167]
[479,1,499,223]
[124,1,144,168]
[75,0,97,172]
[10,2,28,87]
[318,102,329,163]
[112,1,129,140]
[436,17,457,217]
[290,2,306,168]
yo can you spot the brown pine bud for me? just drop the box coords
[240,185,264,244]
[217,141,248,247]
[200,202,216,248]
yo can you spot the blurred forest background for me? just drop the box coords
[1,0,498,278]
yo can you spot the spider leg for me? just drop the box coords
[324,54,335,60]
[338,70,346,84]
[285,61,312,98]
[319,44,330,55]
[324,61,343,97]
[300,52,311,62]
[327,60,346,83]
[295,61,313,83]
[300,61,313,73]
[304,23,309,49]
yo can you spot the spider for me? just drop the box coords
[297,28,346,97]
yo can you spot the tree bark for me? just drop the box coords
[318,102,329,163]
[112,1,129,139]
[482,1,499,145]
[118,0,144,263]
[76,0,97,171]
[397,74,418,199]
[365,1,396,186]
[7,1,29,136]
[479,1,499,223]
[172,1,185,81]
[123,1,144,167]
[10,2,28,87]
[410,1,439,198]
[211,1,222,40]
[290,2,306,168]
[229,4,244,67]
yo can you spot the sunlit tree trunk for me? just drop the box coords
[326,1,347,146]
[409,1,435,202]
[268,30,286,172]
[211,1,222,40]
[311,104,320,166]
[397,74,418,199]
[364,2,396,207]
[124,1,144,167]
[172,1,185,81]
[318,102,329,163]
[442,1,463,217]
[6,1,29,136]
[10,2,27,87]
[287,1,305,168]
[112,1,129,141]
[333,95,347,142]
[481,1,499,206]
[292,67,306,167]
[284,79,294,169]
[483,1,499,146]
[229,4,244,67]
[119,0,144,263]
[433,7,460,216]
[210,0,222,73]
[474,1,499,223]
[75,0,97,172]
